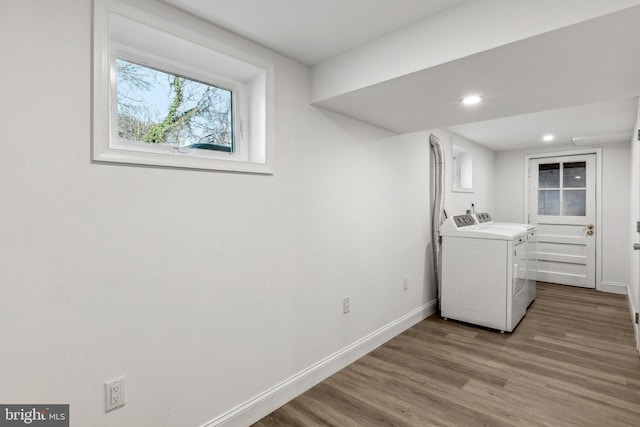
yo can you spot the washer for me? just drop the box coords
[473,212,537,307]
[440,214,529,333]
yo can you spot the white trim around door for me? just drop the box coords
[523,148,603,291]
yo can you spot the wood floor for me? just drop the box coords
[253,283,640,427]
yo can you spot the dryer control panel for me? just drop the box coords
[453,214,477,227]
[476,212,492,223]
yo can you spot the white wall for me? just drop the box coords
[429,129,495,217]
[629,101,640,346]
[602,142,633,288]
[0,1,434,426]
[494,142,631,288]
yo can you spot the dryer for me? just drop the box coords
[440,214,529,333]
[474,212,535,232]
[473,212,537,307]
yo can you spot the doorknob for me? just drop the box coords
[634,243,640,250]
[585,224,594,236]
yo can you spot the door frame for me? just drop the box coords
[523,148,603,290]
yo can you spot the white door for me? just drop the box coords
[529,154,596,288]
[632,125,640,352]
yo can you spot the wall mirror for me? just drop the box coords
[452,142,473,192]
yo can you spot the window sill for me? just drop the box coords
[93,146,273,174]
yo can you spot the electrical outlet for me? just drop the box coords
[105,376,126,412]
[403,277,409,291]
[343,296,350,314]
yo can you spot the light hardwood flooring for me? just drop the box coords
[253,282,640,426]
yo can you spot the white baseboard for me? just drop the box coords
[600,281,628,295]
[201,299,438,427]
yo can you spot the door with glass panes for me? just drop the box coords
[529,154,596,288]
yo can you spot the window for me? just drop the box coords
[451,142,473,192]
[116,59,234,152]
[538,161,586,216]
[93,0,273,174]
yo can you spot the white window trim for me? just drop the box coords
[92,0,274,174]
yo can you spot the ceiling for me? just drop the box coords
[313,4,640,149]
[164,0,640,152]
[448,97,637,151]
[164,0,469,65]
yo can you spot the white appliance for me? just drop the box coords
[474,212,535,232]
[473,212,537,307]
[440,214,529,333]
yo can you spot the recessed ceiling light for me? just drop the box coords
[462,95,482,106]
[542,134,555,142]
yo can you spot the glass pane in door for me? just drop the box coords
[538,190,560,215]
[563,189,586,216]
[563,162,586,188]
[539,163,560,188]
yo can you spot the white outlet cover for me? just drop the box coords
[343,296,350,314]
[105,376,126,412]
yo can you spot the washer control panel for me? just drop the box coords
[476,212,492,223]
[453,214,477,227]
